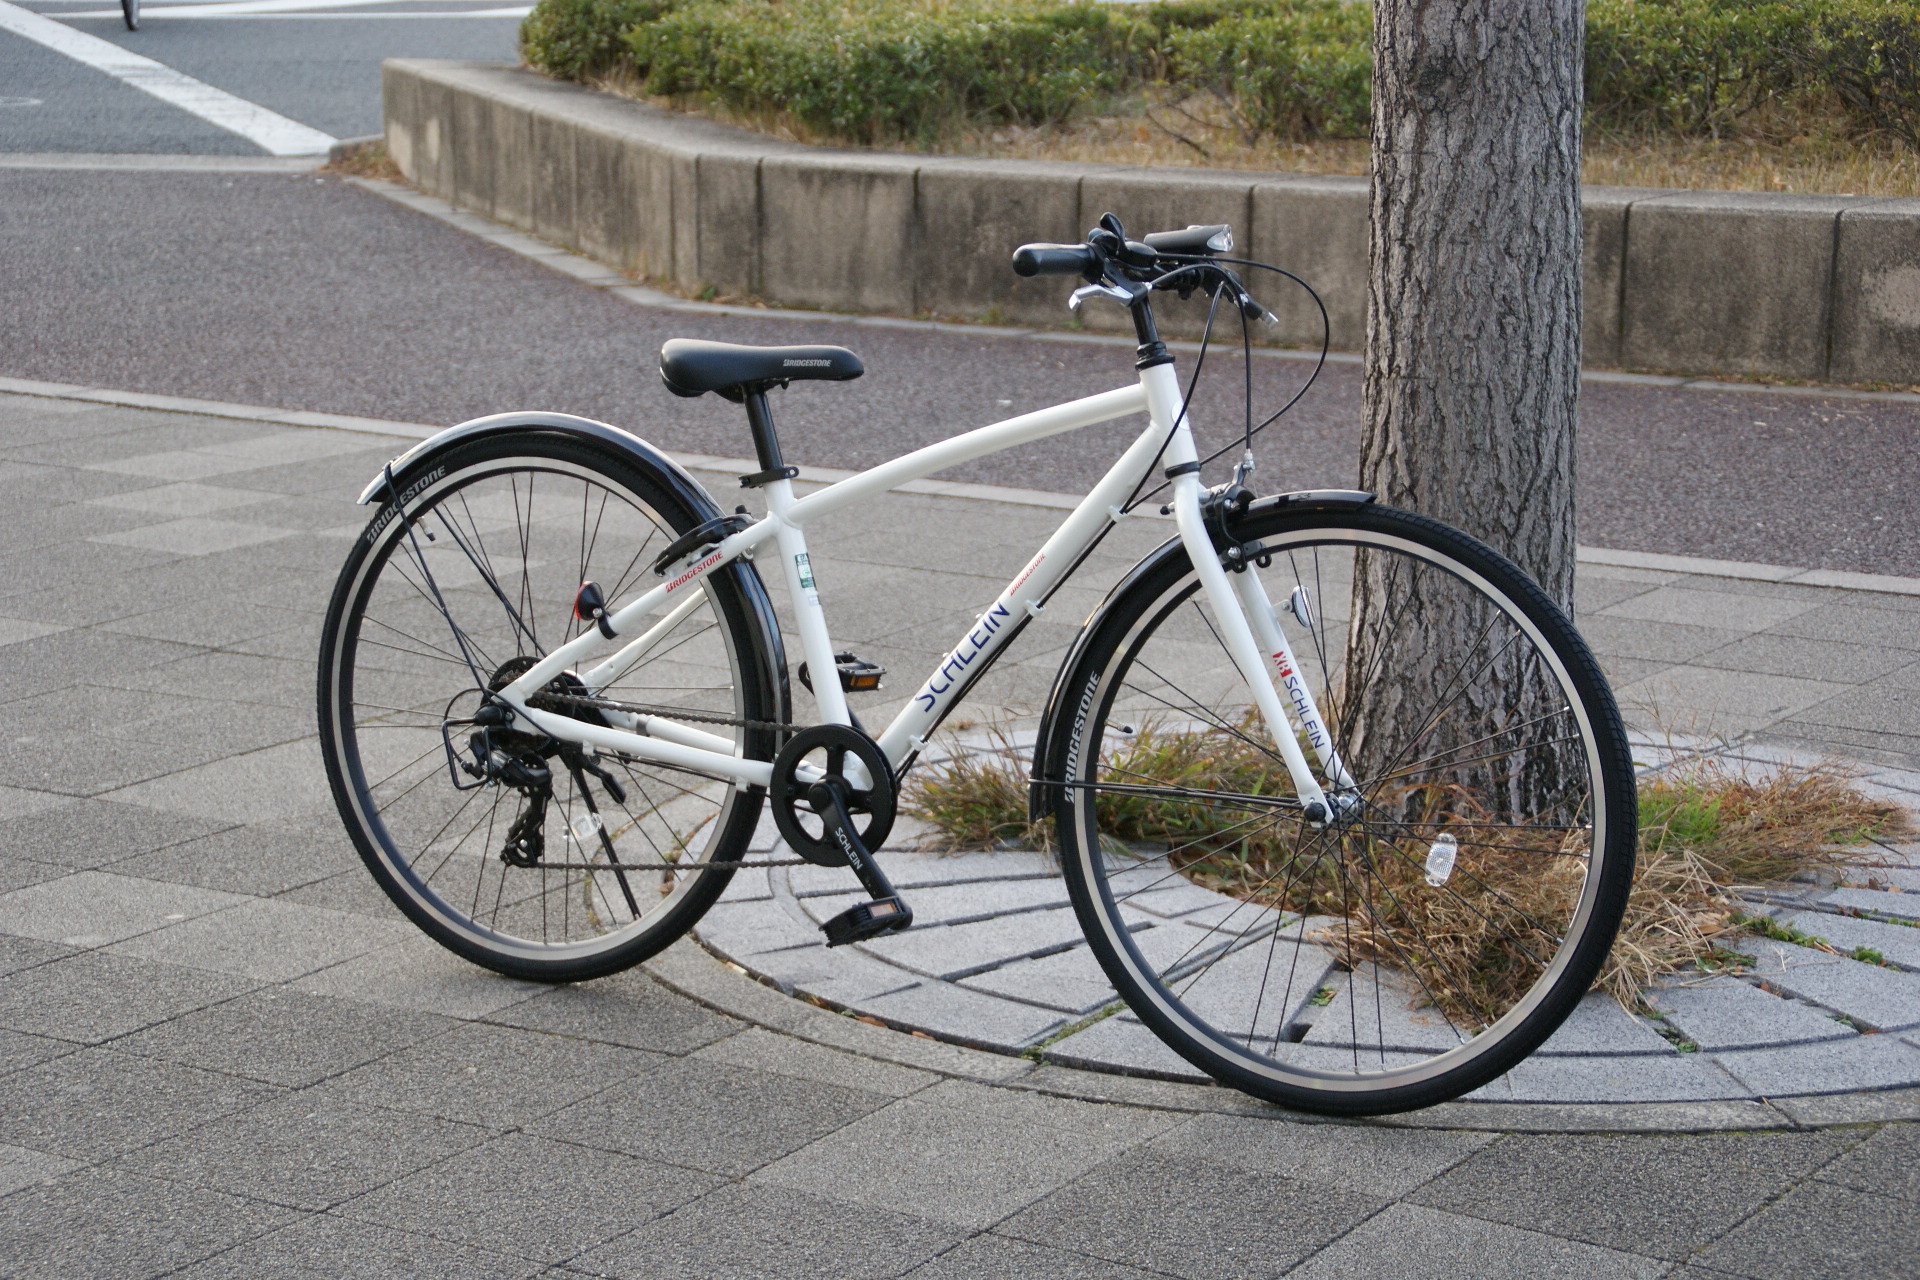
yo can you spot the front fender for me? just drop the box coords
[1025,488,1374,824]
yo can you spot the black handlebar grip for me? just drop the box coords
[1012,243,1096,278]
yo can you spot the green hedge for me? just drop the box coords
[519,0,1920,150]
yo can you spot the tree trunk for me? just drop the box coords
[1344,1,1585,815]
[1362,0,1583,601]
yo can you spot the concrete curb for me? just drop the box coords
[382,59,1920,385]
[643,936,1920,1134]
[5,373,1919,597]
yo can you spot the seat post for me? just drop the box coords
[742,387,785,474]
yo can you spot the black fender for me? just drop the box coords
[357,410,790,736]
[1026,488,1374,823]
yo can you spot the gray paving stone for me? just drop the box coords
[738,940,924,1007]
[0,1026,77,1077]
[114,987,457,1088]
[1697,1181,1918,1280]
[1468,1050,1749,1104]
[530,1056,892,1178]
[1647,976,1858,1050]
[1284,1202,1665,1280]
[0,802,227,871]
[0,853,67,896]
[107,895,416,981]
[694,895,829,959]
[1737,936,1920,1029]
[332,1020,665,1128]
[0,950,259,1043]
[1410,1130,1854,1260]
[691,1026,940,1098]
[486,968,742,1053]
[0,1047,280,1159]
[1533,993,1682,1056]
[803,875,1071,926]
[111,822,359,897]
[124,1086,493,1211]
[276,868,405,918]
[1820,885,1920,922]
[0,1140,81,1197]
[171,1215,545,1280]
[100,737,335,823]
[290,935,547,1020]
[340,1131,720,1264]
[751,1079,1178,1231]
[855,977,1066,1049]
[1814,1122,1920,1203]
[0,930,78,975]
[1715,1032,1920,1095]
[0,1167,300,1280]
[958,943,1119,1014]
[999,1150,1381,1280]
[574,1183,965,1280]
[1041,1008,1210,1078]
[904,1234,1167,1280]
[856,907,1088,980]
[0,869,252,947]
[1149,1111,1493,1197]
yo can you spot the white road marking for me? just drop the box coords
[0,0,337,155]
[58,7,529,15]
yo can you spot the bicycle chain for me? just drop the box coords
[539,691,797,736]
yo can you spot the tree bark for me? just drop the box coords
[1361,0,1584,604]
[1343,1,1585,815]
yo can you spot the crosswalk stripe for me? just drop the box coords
[0,0,337,156]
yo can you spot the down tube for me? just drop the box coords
[875,413,1175,764]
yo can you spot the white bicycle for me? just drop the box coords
[319,215,1635,1115]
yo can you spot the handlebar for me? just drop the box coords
[1011,243,1099,279]
[1013,217,1268,322]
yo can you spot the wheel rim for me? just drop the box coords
[327,457,754,963]
[1065,524,1619,1096]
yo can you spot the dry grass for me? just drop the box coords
[596,79,1920,199]
[319,139,402,182]
[903,722,1910,1017]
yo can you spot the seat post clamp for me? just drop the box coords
[740,466,800,489]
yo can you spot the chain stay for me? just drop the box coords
[539,691,796,736]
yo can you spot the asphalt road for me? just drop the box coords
[2,0,520,152]
[3,167,1919,577]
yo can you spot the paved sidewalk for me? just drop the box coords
[0,391,1917,1277]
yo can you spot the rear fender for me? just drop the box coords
[357,411,790,738]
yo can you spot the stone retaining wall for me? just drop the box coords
[386,58,1920,384]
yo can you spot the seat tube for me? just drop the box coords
[763,478,852,728]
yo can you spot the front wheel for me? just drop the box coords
[317,432,784,983]
[121,0,138,30]
[1042,503,1636,1115]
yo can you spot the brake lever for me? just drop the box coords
[1068,279,1147,311]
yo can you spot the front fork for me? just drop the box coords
[1151,377,1354,826]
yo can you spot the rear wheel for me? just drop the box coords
[121,0,138,30]
[1044,503,1635,1115]
[318,433,782,983]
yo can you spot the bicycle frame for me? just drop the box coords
[489,359,1346,817]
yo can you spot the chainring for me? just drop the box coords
[768,724,896,867]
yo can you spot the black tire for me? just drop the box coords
[318,433,782,983]
[1042,503,1636,1115]
[122,0,138,30]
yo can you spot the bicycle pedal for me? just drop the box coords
[821,896,913,947]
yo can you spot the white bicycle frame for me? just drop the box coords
[490,359,1354,816]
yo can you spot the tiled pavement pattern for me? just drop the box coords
[1,391,1919,1276]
